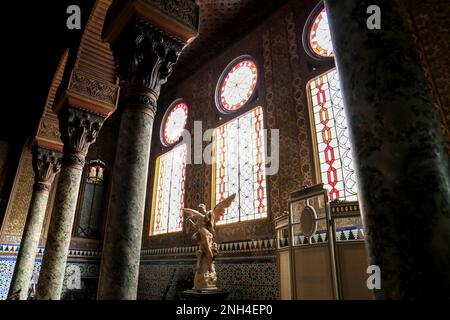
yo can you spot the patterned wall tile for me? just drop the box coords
[138,258,278,300]
[0,253,100,300]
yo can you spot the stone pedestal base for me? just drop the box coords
[181,289,229,300]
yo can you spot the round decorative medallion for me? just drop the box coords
[217,58,258,113]
[299,205,318,237]
[161,101,189,146]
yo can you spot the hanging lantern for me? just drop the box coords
[87,160,105,184]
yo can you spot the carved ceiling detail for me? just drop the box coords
[168,0,289,86]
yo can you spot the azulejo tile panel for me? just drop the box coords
[0,244,101,300]
[137,257,278,300]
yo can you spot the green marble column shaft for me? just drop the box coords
[35,165,82,300]
[35,108,104,300]
[8,147,60,300]
[97,0,198,299]
[97,87,155,300]
[324,0,450,299]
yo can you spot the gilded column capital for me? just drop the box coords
[32,147,62,192]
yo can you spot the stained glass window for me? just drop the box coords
[151,144,187,235]
[307,68,357,201]
[213,106,267,224]
[308,6,334,59]
[162,102,188,146]
[218,59,258,112]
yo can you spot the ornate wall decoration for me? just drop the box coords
[285,12,314,187]
[0,147,34,243]
[403,0,450,156]
[0,247,101,300]
[141,237,275,257]
[262,7,313,220]
[37,120,61,143]
[262,29,281,218]
[69,71,119,107]
[137,257,278,300]
[183,72,211,211]
[149,0,199,28]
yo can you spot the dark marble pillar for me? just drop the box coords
[8,147,60,300]
[97,23,184,300]
[35,108,105,300]
[97,0,199,299]
[324,0,450,299]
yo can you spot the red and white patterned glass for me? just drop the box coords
[152,144,187,235]
[163,102,188,146]
[219,60,258,112]
[308,69,357,201]
[309,7,334,59]
[214,106,267,224]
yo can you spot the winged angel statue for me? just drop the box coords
[182,194,236,291]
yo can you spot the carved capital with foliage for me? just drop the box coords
[112,19,184,110]
[59,107,106,169]
[32,147,62,192]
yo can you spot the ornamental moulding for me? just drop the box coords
[68,70,120,114]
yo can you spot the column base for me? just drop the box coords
[181,289,229,300]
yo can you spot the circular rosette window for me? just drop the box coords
[303,2,334,60]
[216,57,258,113]
[161,101,189,146]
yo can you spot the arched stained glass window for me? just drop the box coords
[161,101,188,146]
[307,68,357,201]
[151,100,189,235]
[151,144,187,235]
[216,58,258,113]
[304,3,334,59]
[212,106,267,224]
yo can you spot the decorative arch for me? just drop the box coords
[150,99,189,235]
[35,49,70,151]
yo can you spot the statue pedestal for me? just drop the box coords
[181,289,229,300]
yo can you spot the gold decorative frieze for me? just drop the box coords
[102,0,199,45]
[147,0,199,29]
[0,146,34,243]
[68,70,119,110]
[35,120,63,151]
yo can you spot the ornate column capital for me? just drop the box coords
[58,107,106,170]
[102,0,199,114]
[32,147,62,192]
[112,19,184,112]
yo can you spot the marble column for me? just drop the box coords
[35,108,105,300]
[97,86,157,300]
[8,147,60,300]
[97,3,198,297]
[324,0,450,299]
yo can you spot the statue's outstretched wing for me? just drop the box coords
[182,208,204,235]
[212,193,236,223]
[182,208,204,220]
